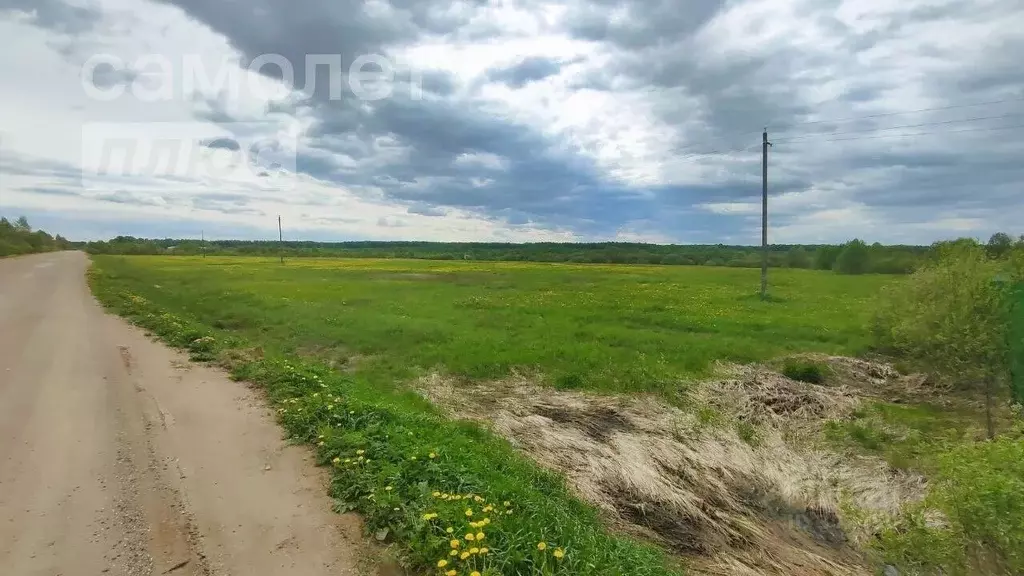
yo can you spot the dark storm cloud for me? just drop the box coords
[155,0,1024,241]
[0,0,100,33]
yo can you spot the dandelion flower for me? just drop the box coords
[446,527,454,534]
[356,449,365,455]
[446,571,456,576]
[460,552,470,560]
[450,540,460,549]
[437,560,448,568]
[471,572,481,576]
[432,491,441,498]
[470,547,479,554]
[465,509,473,517]
[449,550,458,557]
[332,457,341,464]
[465,533,475,541]
[479,547,489,555]
[538,542,547,551]
[475,532,484,541]
[554,548,565,559]
[384,486,393,491]
[429,452,437,459]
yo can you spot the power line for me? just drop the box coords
[773,113,1024,143]
[773,122,1024,145]
[771,94,1024,131]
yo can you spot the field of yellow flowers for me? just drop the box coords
[88,255,891,575]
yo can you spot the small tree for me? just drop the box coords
[835,239,870,274]
[873,242,1012,437]
[987,232,1014,259]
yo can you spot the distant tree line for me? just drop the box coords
[0,216,72,257]
[89,235,1011,274]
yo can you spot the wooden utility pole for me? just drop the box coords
[760,128,772,301]
[201,229,206,258]
[278,215,284,264]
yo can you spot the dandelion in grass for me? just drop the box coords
[437,560,448,568]
[460,551,470,560]
[554,548,565,559]
[384,486,392,492]
[450,540,460,549]
[537,542,547,551]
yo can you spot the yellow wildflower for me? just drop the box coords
[450,540,460,549]
[470,547,479,554]
[465,508,473,517]
[331,457,341,464]
[480,547,489,554]
[465,533,475,542]
[446,571,456,576]
[475,532,484,541]
[538,542,547,551]
[429,452,437,459]
[554,548,565,559]
[437,560,448,568]
[432,491,441,498]
[384,486,392,492]
[471,572,481,576]
[460,552,470,560]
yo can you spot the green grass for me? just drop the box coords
[89,255,889,399]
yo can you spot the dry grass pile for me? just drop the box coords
[420,359,926,576]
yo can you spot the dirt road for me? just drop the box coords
[0,252,368,575]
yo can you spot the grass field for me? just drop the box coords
[90,256,890,398]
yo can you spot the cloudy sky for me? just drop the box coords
[1,0,1022,244]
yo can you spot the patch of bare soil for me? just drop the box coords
[419,358,927,576]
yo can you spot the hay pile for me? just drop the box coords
[420,359,926,575]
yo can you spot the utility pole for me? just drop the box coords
[278,215,284,265]
[760,128,772,301]
[201,229,205,258]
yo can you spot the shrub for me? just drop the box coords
[872,241,1013,437]
[781,358,829,384]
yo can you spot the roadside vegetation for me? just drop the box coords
[836,239,1024,574]
[88,235,1024,575]
[0,216,71,257]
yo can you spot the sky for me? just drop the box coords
[0,0,1022,244]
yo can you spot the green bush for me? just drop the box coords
[781,358,829,384]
